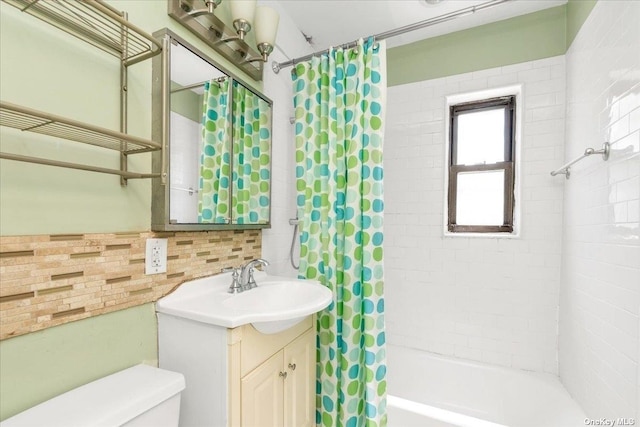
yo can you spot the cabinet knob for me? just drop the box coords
[288,363,296,371]
[279,371,288,379]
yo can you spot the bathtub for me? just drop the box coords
[386,345,586,427]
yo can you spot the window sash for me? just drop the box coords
[447,95,516,234]
[448,161,514,233]
[450,96,515,166]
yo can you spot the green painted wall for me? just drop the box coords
[0,304,157,420]
[0,0,260,236]
[171,83,203,124]
[388,6,567,86]
[387,1,598,87]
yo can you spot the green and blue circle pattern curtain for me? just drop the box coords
[293,38,387,427]
[231,81,271,225]
[199,79,271,224]
[198,78,230,223]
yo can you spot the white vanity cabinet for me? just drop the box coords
[158,312,316,427]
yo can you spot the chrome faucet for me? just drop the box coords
[239,258,270,290]
[222,258,270,294]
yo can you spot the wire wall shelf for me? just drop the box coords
[0,102,161,154]
[0,102,162,179]
[2,0,162,65]
[0,0,165,183]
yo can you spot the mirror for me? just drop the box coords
[151,29,272,231]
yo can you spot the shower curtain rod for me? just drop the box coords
[170,76,228,94]
[272,0,512,74]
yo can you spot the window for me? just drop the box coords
[448,96,516,233]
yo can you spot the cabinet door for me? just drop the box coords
[284,328,315,427]
[241,351,284,427]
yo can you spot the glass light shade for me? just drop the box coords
[230,0,256,24]
[254,6,279,46]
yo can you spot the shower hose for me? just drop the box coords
[290,220,299,270]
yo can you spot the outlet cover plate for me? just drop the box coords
[145,238,168,275]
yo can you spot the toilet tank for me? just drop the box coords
[1,364,185,427]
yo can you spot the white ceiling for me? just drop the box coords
[275,0,567,51]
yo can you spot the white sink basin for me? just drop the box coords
[156,271,332,334]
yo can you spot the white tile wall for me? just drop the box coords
[384,56,567,374]
[261,54,298,278]
[261,21,314,278]
[559,0,640,420]
[169,112,200,223]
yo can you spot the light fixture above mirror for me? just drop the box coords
[168,0,280,81]
[229,0,255,40]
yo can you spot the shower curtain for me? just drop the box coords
[292,38,387,427]
[230,81,271,224]
[198,78,230,223]
[199,79,270,224]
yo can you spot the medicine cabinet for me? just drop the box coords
[151,29,272,231]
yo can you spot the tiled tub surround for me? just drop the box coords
[0,230,262,340]
[559,0,640,420]
[384,56,566,374]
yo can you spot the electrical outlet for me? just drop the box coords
[145,238,168,275]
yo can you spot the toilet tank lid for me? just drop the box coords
[1,364,185,427]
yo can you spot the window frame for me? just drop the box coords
[447,95,516,234]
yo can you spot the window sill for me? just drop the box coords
[443,230,520,239]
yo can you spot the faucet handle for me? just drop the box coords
[247,267,258,289]
[222,267,243,294]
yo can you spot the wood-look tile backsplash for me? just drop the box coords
[0,230,262,340]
